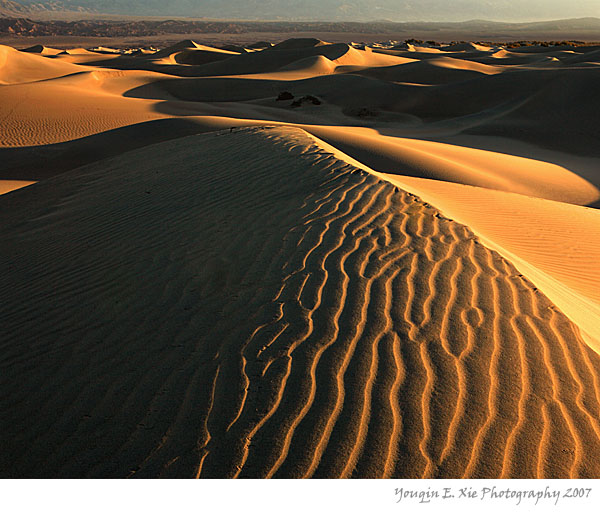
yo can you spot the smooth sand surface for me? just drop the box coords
[1,38,599,478]
[0,45,83,84]
[0,180,36,195]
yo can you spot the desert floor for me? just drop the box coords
[1,38,600,478]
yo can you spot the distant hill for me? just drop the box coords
[0,1,94,18]
[1,15,600,43]
[2,0,600,43]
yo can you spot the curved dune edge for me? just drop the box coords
[298,126,600,206]
[303,131,600,353]
[2,126,600,479]
[376,175,600,354]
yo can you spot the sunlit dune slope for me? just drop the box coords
[0,180,36,195]
[1,127,599,479]
[0,44,83,84]
[0,68,168,147]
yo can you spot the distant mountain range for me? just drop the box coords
[1,0,599,22]
[0,1,94,18]
[2,15,600,43]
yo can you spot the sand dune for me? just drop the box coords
[151,41,240,66]
[187,42,406,76]
[0,44,83,84]
[277,55,337,76]
[5,62,594,205]
[564,48,600,64]
[169,47,240,66]
[270,38,329,50]
[151,40,203,58]
[20,45,64,56]
[1,38,599,479]
[56,39,412,79]
[298,127,600,206]
[3,80,596,206]
[346,58,500,85]
[442,42,494,52]
[1,127,599,480]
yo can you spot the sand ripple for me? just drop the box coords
[1,127,598,478]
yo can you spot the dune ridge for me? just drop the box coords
[1,127,599,479]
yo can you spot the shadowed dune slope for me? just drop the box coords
[170,47,240,66]
[151,40,202,58]
[350,57,501,85]
[20,45,64,56]
[1,127,599,479]
[475,67,600,155]
[149,41,240,66]
[269,38,329,50]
